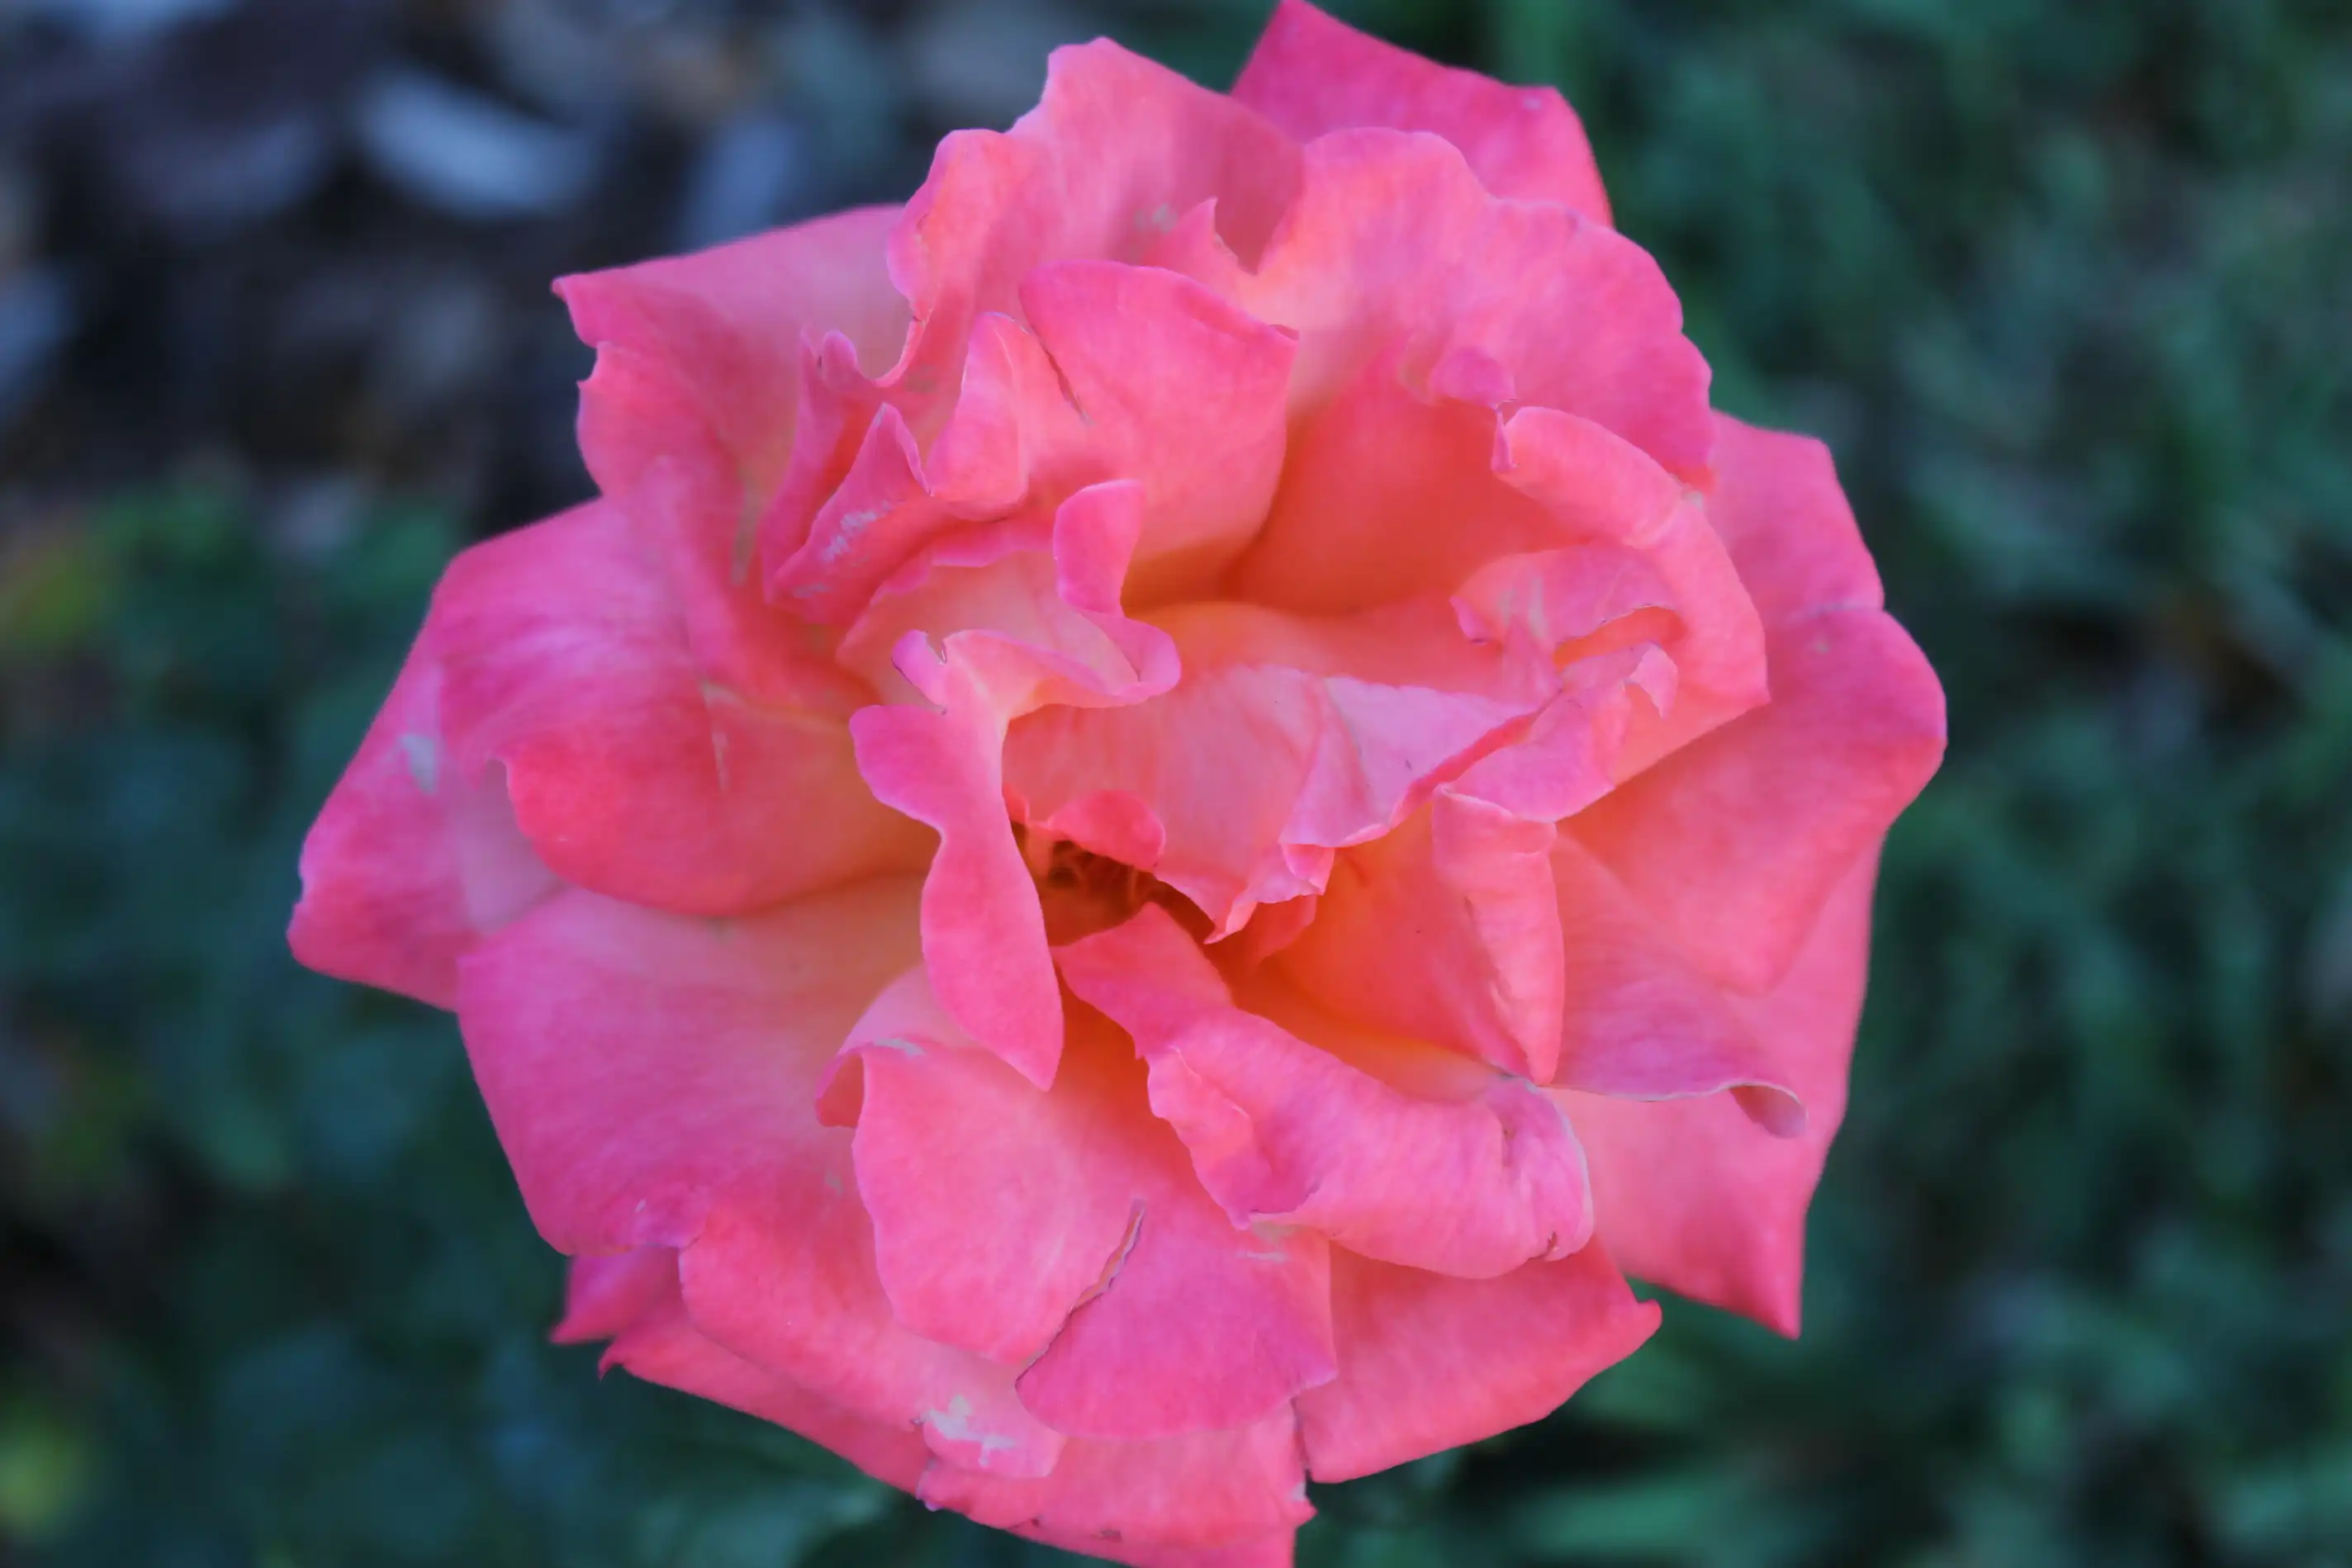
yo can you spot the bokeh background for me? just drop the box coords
[2,0,2348,1563]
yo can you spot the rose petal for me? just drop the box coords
[818,969,1141,1367]
[455,879,1061,1476]
[1008,661,1539,935]
[774,264,1296,620]
[421,501,928,917]
[1568,606,1944,994]
[1208,130,1709,479]
[1012,1007,1337,1442]
[1061,908,1592,1279]
[1702,412,1887,627]
[1235,0,1612,220]
[595,1253,933,1492]
[1558,851,1881,1334]
[922,1407,1311,1553]
[290,640,558,1010]
[551,1245,678,1345]
[1296,1242,1659,1481]
[560,210,908,703]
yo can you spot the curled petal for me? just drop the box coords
[851,645,1062,1087]
[1062,907,1592,1278]
[1012,1011,1337,1442]
[1235,0,1612,220]
[818,969,1145,1367]
[561,210,908,702]
[1569,606,1944,994]
[552,1245,679,1346]
[1561,852,1881,1334]
[775,265,1295,620]
[1297,1242,1658,1482]
[1008,661,1540,934]
[1216,130,1710,479]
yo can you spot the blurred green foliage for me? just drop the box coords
[4,0,2350,1565]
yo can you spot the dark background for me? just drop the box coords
[2,1,2348,1563]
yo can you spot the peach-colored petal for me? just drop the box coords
[817,969,1141,1367]
[289,635,557,1010]
[1296,1242,1658,1482]
[1062,907,1591,1277]
[1012,1009,1337,1442]
[592,1253,933,1493]
[1235,0,1611,220]
[1558,852,1881,1334]
[922,1408,1311,1553]
[421,501,928,917]
[454,879,1062,1477]
[1278,793,1563,1081]
[1008,661,1539,935]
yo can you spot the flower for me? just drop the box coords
[288,2,1946,1562]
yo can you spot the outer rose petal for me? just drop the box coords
[921,1409,1311,1554]
[592,1252,932,1492]
[817,969,1141,1367]
[1060,907,1592,1279]
[420,501,930,917]
[560,210,909,703]
[1201,130,1710,478]
[455,879,1062,1475]
[1569,605,1944,994]
[551,1245,678,1345]
[1702,412,1888,625]
[1296,1242,1660,1482]
[1235,0,1612,220]
[290,643,558,1010]
[1561,852,1881,1334]
[1012,1008,1338,1442]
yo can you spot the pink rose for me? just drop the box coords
[290,3,1945,1562]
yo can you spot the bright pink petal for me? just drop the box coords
[773,264,1295,620]
[851,641,1060,1087]
[1062,907,1591,1279]
[560,209,908,703]
[1235,0,1612,220]
[552,1245,678,1345]
[1558,851,1882,1334]
[595,1254,933,1493]
[1204,130,1709,480]
[1012,1008,1336,1442]
[422,501,928,917]
[1702,412,1887,626]
[1548,836,1804,1132]
[1567,605,1944,994]
[922,1409,1311,1553]
[1296,1242,1659,1482]
[289,634,558,1009]
[455,879,1061,1476]
[817,969,1141,1367]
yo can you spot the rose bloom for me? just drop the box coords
[292,3,1944,1562]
